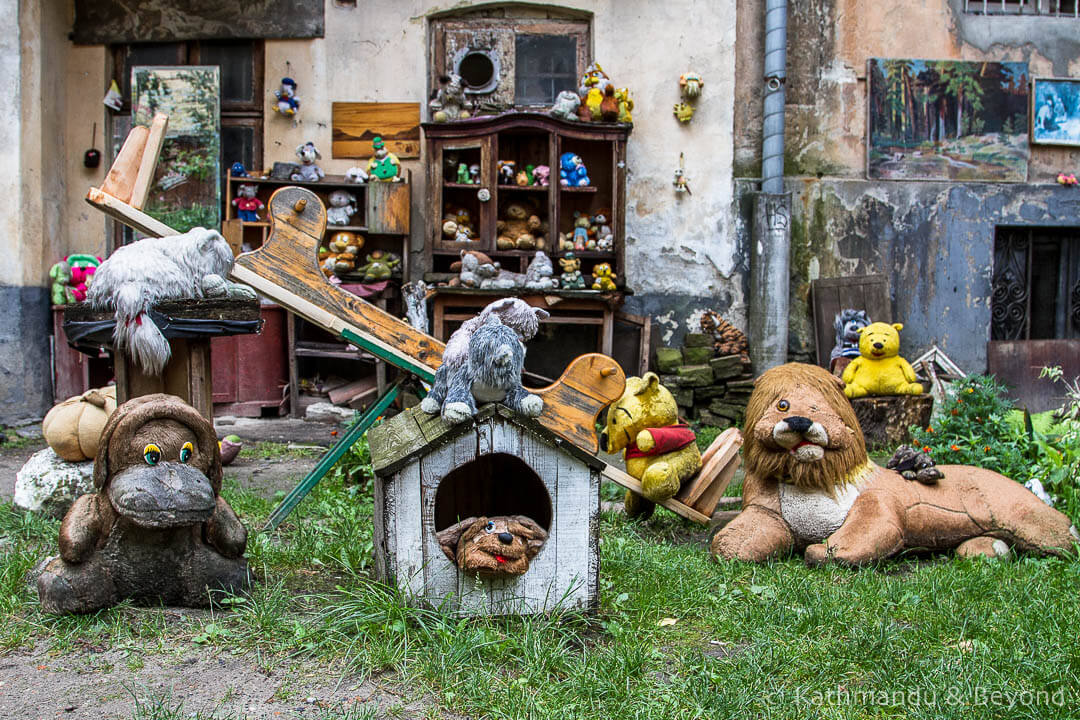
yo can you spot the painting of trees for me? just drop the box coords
[868,59,1029,181]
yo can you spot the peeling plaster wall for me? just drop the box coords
[263,0,740,345]
[733,0,1080,372]
[742,178,1080,372]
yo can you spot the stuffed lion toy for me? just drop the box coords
[841,322,923,398]
[711,363,1077,567]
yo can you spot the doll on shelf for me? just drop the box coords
[232,184,264,222]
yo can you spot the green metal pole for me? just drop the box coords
[262,381,401,532]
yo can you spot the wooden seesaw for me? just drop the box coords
[87,121,739,527]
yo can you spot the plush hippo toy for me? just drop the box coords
[36,394,250,614]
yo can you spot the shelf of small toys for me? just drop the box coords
[423,113,629,280]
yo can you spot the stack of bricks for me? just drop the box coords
[656,333,753,428]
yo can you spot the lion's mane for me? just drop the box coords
[744,363,868,495]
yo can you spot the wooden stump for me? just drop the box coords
[850,394,934,449]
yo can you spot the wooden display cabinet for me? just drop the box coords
[423,113,630,281]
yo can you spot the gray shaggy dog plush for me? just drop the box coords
[88,228,255,375]
[421,298,547,423]
[421,313,543,424]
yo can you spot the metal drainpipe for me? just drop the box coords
[749,0,792,374]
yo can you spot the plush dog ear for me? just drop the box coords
[436,517,480,563]
[533,308,550,321]
[509,516,548,558]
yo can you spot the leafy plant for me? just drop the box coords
[910,374,1032,479]
[1030,367,1080,523]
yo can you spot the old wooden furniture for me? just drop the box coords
[810,274,890,369]
[224,172,412,416]
[423,112,629,279]
[369,404,602,615]
[210,305,288,416]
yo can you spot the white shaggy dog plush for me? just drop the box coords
[87,228,255,375]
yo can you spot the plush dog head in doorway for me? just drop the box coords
[436,515,548,577]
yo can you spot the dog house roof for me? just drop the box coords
[369,403,605,478]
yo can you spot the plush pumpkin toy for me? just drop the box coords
[841,322,924,398]
[600,373,701,519]
[42,386,118,462]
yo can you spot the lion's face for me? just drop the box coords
[744,363,868,494]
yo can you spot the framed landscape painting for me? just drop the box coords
[867,59,1029,182]
[1031,77,1080,147]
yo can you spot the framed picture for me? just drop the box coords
[1031,77,1080,147]
[867,59,1029,182]
[131,66,221,232]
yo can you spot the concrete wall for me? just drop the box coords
[263,0,740,345]
[733,0,1080,372]
[0,0,72,424]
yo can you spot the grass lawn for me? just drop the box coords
[2,441,1079,719]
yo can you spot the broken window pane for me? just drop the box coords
[515,34,577,106]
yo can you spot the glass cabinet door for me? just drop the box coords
[434,136,494,253]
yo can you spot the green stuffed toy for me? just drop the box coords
[841,322,924,398]
[600,372,702,519]
[49,261,74,305]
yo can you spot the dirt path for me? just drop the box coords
[0,646,431,719]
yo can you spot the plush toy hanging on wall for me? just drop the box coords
[36,394,250,614]
[273,77,300,116]
[710,363,1078,566]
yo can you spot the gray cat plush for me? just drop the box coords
[421,298,547,424]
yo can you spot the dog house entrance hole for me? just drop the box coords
[433,453,552,532]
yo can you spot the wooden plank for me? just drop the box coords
[129,113,169,210]
[394,460,426,601]
[100,125,149,203]
[811,275,889,368]
[328,376,377,405]
[367,176,411,234]
[676,428,742,506]
[85,188,179,239]
[532,353,626,453]
[554,440,595,611]
[601,463,711,525]
[331,102,421,159]
[419,436,475,612]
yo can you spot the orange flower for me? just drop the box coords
[984,445,991,452]
[330,430,339,437]
[922,446,931,452]
[926,427,934,433]
[957,398,964,404]
[950,444,960,451]
[951,409,958,416]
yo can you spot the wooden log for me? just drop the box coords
[850,394,934,449]
[101,125,148,203]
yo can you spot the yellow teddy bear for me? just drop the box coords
[600,372,702,519]
[841,322,924,398]
[591,263,617,291]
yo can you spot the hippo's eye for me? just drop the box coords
[180,442,193,463]
[143,444,161,465]
[777,399,790,412]
[485,521,496,533]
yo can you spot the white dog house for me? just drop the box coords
[368,404,601,615]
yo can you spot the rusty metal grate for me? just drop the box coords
[964,0,1079,16]
[992,227,1080,340]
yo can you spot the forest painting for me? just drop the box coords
[868,59,1029,182]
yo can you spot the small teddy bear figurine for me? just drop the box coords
[232,184,264,222]
[274,77,300,116]
[326,189,357,226]
[841,322,924,398]
[591,263,617,291]
[558,252,586,289]
[291,142,324,182]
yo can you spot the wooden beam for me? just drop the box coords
[85,187,178,238]
[600,463,711,525]
[129,113,169,210]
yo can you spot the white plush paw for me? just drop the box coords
[519,394,543,417]
[442,402,474,424]
[227,282,257,299]
[419,396,440,415]
[202,274,227,297]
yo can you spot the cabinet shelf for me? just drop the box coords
[498,185,548,192]
[560,186,598,193]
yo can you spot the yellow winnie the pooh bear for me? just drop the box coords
[600,372,702,519]
[841,322,924,398]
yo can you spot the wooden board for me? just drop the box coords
[600,464,711,525]
[85,187,179,239]
[810,275,891,367]
[332,102,421,159]
[988,339,1080,413]
[130,113,169,210]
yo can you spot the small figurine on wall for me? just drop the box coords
[326,189,357,226]
[559,152,590,187]
[366,136,401,182]
[274,77,300,116]
[673,102,695,124]
[291,142,324,182]
[344,166,368,184]
[558,252,586,289]
[673,153,692,195]
[680,72,704,100]
[429,73,471,123]
[550,90,581,121]
[498,160,516,185]
[591,263,617,291]
[232,184,264,222]
[615,88,634,124]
